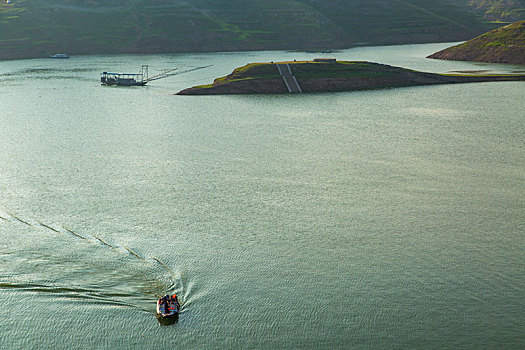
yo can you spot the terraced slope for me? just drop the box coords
[428,20,525,64]
[0,0,517,60]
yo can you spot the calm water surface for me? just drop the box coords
[0,43,524,349]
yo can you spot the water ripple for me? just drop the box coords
[0,211,186,315]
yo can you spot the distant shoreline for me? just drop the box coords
[0,41,464,63]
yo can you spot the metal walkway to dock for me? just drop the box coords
[276,63,302,93]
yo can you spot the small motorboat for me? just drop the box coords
[156,294,180,323]
[49,53,69,59]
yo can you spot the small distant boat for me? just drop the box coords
[49,53,69,59]
[156,294,180,321]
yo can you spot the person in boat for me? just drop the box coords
[159,296,168,314]
[158,294,179,314]
[160,295,169,314]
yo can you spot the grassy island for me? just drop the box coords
[177,61,525,95]
[428,20,525,64]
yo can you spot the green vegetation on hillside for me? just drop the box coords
[467,0,525,22]
[1,0,523,60]
[428,20,525,64]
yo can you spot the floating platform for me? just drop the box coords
[101,65,148,86]
[101,65,211,86]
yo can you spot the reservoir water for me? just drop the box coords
[0,43,524,349]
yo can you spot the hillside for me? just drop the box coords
[177,61,525,95]
[428,20,525,64]
[0,0,521,60]
[467,0,525,22]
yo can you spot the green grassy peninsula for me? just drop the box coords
[177,61,525,95]
[428,20,525,64]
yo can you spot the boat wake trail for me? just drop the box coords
[0,282,142,309]
[0,212,183,314]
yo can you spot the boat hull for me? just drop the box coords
[100,77,147,86]
[49,54,69,59]
[156,297,180,324]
